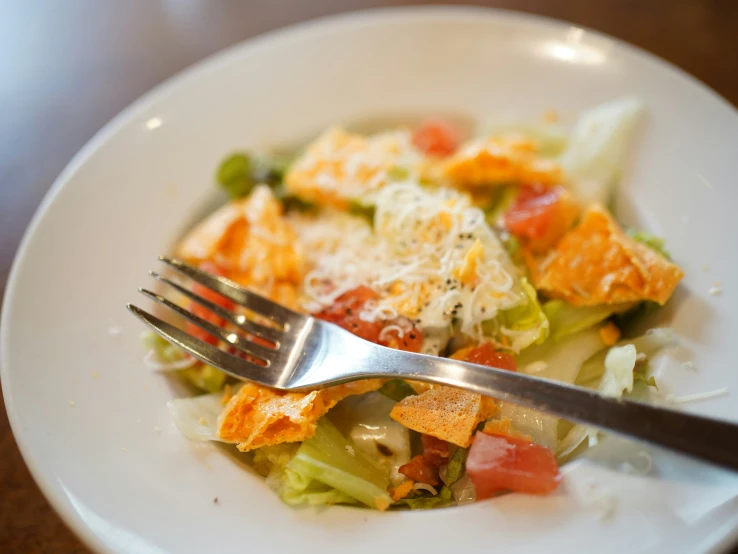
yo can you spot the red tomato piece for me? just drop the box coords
[503,184,579,253]
[315,287,424,352]
[467,432,562,498]
[399,454,440,486]
[315,286,384,343]
[504,184,561,239]
[463,342,517,372]
[412,119,462,158]
[377,318,424,353]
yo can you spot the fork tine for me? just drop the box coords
[150,272,283,344]
[159,257,299,326]
[138,289,275,364]
[127,304,269,384]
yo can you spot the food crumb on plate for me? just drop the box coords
[708,283,723,296]
[345,445,355,456]
[121,447,127,452]
[92,371,99,379]
[108,326,122,337]
[682,360,696,370]
[700,264,709,272]
[213,497,219,504]
[68,400,76,407]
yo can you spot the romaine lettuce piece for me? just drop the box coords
[499,326,607,449]
[558,329,675,457]
[329,392,412,484]
[499,278,549,350]
[627,228,671,259]
[167,390,231,442]
[179,364,227,393]
[544,300,636,341]
[286,418,392,509]
[560,97,644,205]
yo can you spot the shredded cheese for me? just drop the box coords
[290,182,527,352]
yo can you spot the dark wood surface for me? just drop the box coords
[1,1,737,552]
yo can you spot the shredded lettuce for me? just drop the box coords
[559,97,644,206]
[167,390,232,442]
[286,418,392,509]
[180,364,227,393]
[142,331,188,365]
[484,185,519,227]
[544,300,636,342]
[627,228,671,260]
[500,326,607,449]
[499,278,549,349]
[329,392,412,484]
[558,329,675,457]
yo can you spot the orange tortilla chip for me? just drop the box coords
[176,186,304,309]
[443,135,563,188]
[217,380,383,451]
[526,204,683,307]
[390,386,493,447]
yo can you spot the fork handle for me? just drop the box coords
[376,349,738,470]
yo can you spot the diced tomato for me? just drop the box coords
[399,454,440,486]
[315,287,424,352]
[462,342,517,372]
[315,286,384,343]
[466,432,561,498]
[411,119,462,158]
[503,184,579,253]
[378,317,424,353]
[421,434,450,467]
[185,261,234,346]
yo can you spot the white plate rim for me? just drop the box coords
[3,6,738,553]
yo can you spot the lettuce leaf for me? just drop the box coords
[558,329,675,457]
[329,392,412,484]
[286,418,392,509]
[560,97,644,205]
[486,278,548,352]
[544,300,636,342]
[500,326,607,449]
[627,228,671,260]
[167,390,232,442]
[180,364,227,393]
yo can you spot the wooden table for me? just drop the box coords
[1,1,736,552]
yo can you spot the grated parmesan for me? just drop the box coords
[666,388,729,404]
[291,182,532,352]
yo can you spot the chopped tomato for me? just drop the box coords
[462,342,517,372]
[466,432,561,498]
[315,287,424,352]
[315,286,383,343]
[399,454,440,486]
[185,261,234,346]
[504,184,579,253]
[412,119,462,158]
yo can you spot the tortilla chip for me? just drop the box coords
[526,204,683,306]
[176,186,304,309]
[390,386,495,447]
[284,127,420,209]
[217,380,383,451]
[443,135,563,188]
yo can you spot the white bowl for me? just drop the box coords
[3,7,738,554]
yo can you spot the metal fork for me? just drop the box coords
[128,257,738,471]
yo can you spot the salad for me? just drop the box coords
[144,97,683,510]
